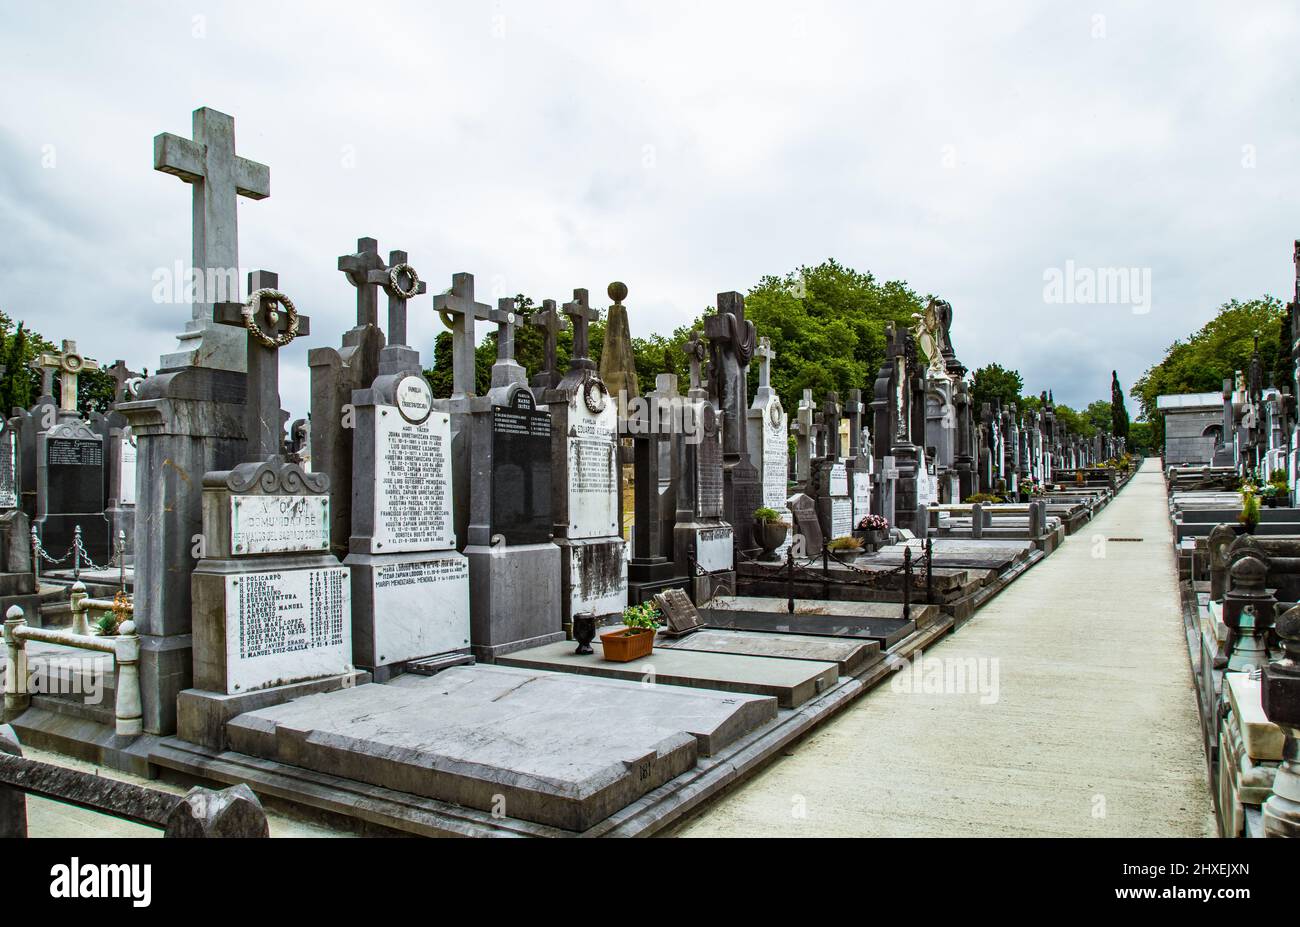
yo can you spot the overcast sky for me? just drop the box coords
[1,0,1297,421]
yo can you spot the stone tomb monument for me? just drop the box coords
[812,393,853,541]
[539,289,627,631]
[673,331,735,602]
[34,340,111,564]
[438,273,561,660]
[705,292,761,554]
[746,337,791,558]
[345,255,469,679]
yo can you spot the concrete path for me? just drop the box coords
[673,459,1216,837]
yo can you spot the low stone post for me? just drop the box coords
[69,581,88,636]
[163,783,269,837]
[2,606,28,718]
[971,503,983,540]
[113,618,142,737]
[0,724,26,838]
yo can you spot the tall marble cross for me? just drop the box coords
[213,270,310,460]
[529,299,568,390]
[563,288,599,372]
[337,237,385,330]
[37,340,100,415]
[754,336,776,402]
[434,272,493,400]
[490,297,526,388]
[154,107,270,371]
[368,248,425,348]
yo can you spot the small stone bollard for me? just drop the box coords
[162,783,270,838]
[971,503,983,539]
[0,724,26,838]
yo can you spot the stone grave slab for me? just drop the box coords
[702,594,926,647]
[497,640,838,708]
[226,664,777,831]
[1225,673,1284,761]
[656,628,880,675]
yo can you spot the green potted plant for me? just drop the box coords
[753,506,790,562]
[1018,479,1036,503]
[600,602,661,662]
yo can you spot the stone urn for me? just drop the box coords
[572,614,598,655]
[755,519,789,562]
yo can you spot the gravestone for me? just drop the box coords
[539,289,627,631]
[672,331,735,603]
[34,341,110,565]
[706,292,761,554]
[441,274,561,660]
[308,237,389,559]
[344,255,468,679]
[654,586,704,637]
[627,380,686,603]
[787,491,823,554]
[0,418,17,512]
[794,388,817,488]
[116,107,269,736]
[104,372,143,560]
[746,337,791,558]
[812,393,852,541]
[843,388,872,529]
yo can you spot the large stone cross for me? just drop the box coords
[337,237,385,330]
[755,336,775,392]
[529,299,569,390]
[213,270,310,460]
[490,297,526,388]
[155,107,269,369]
[563,288,599,372]
[434,272,493,400]
[368,248,425,348]
[37,340,100,415]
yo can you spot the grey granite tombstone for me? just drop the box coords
[344,257,468,679]
[787,491,822,554]
[672,331,734,603]
[705,292,761,554]
[538,289,627,631]
[746,337,791,557]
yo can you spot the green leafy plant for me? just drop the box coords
[964,493,1000,504]
[93,613,120,636]
[754,506,782,523]
[828,535,864,552]
[1270,468,1288,484]
[621,602,661,634]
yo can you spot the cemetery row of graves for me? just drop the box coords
[0,107,1136,838]
[1165,251,1300,838]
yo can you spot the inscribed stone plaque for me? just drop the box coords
[829,463,848,496]
[372,406,454,552]
[654,587,704,636]
[46,437,105,513]
[119,430,137,507]
[831,498,853,539]
[852,470,870,525]
[369,552,470,663]
[695,524,733,572]
[697,428,724,519]
[761,415,789,509]
[0,430,15,509]
[230,494,330,555]
[491,391,553,545]
[789,493,823,551]
[225,566,351,693]
[566,399,620,539]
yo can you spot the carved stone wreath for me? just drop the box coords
[388,263,420,300]
[768,399,783,427]
[583,377,610,414]
[242,289,300,349]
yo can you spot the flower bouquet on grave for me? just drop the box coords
[600,602,661,662]
[856,514,890,548]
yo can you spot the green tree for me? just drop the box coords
[1131,295,1284,451]
[970,363,1024,413]
[1127,421,1154,456]
[1110,370,1130,438]
[1053,403,1096,438]
[1084,399,1112,435]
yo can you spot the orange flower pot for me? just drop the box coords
[599,627,655,662]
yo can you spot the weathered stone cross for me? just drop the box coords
[755,336,775,393]
[337,237,385,330]
[154,107,269,369]
[529,298,569,390]
[563,288,599,372]
[213,270,310,460]
[368,248,425,348]
[433,272,493,400]
[490,297,526,387]
[36,340,100,415]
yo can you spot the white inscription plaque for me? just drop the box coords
[230,494,330,555]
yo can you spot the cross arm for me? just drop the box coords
[154,133,205,183]
[234,156,270,200]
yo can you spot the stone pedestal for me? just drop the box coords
[117,367,248,735]
[812,459,852,541]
